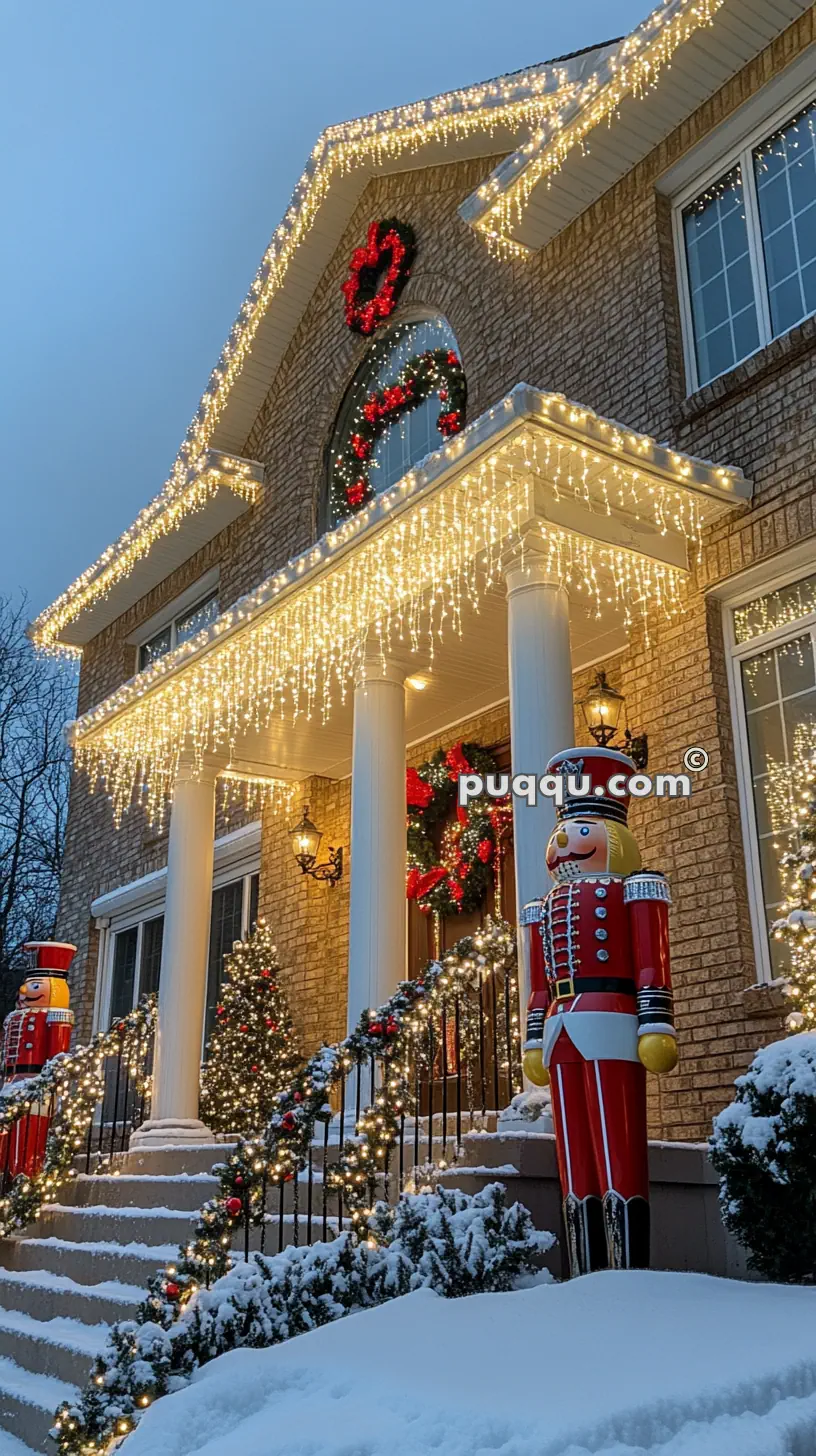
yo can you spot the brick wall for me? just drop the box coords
[57,8,816,1135]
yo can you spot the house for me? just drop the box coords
[33,0,816,1153]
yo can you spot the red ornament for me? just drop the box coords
[438,410,462,437]
[477,838,494,863]
[261,969,272,979]
[368,1021,383,1036]
[346,479,368,507]
[251,1065,259,1073]
[234,1175,244,1186]
[239,1024,249,1033]
[280,1111,296,1133]
[225,1196,243,1218]
[293,1091,302,1103]
[385,1016,399,1035]
[164,1281,180,1299]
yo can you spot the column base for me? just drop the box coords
[129,1118,215,1150]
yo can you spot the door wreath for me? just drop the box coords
[406,740,504,917]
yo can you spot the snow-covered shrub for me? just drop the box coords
[710,1032,816,1282]
[53,1184,552,1454]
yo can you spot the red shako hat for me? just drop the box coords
[23,942,76,979]
[546,746,636,825]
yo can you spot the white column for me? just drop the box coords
[131,760,217,1147]
[506,555,574,1012]
[347,661,406,1033]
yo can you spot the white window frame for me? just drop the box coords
[672,75,816,394]
[92,822,260,1036]
[130,567,220,674]
[722,551,816,984]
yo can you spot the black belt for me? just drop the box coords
[550,976,636,1000]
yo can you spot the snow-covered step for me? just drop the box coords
[0,1235,178,1288]
[119,1142,236,1178]
[0,1266,142,1327]
[28,1203,198,1249]
[0,1307,105,1390]
[67,1172,220,1213]
[0,1353,77,1452]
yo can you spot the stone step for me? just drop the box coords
[29,1205,198,1250]
[0,1353,77,1453]
[0,1267,142,1328]
[67,1172,220,1212]
[118,1143,236,1178]
[0,1308,106,1391]
[0,1236,179,1289]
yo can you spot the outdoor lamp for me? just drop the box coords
[289,805,343,884]
[576,670,648,770]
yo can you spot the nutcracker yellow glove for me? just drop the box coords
[523,1048,550,1087]
[638,1033,678,1075]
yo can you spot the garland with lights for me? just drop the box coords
[340,218,416,335]
[331,345,466,517]
[199,922,300,1137]
[0,998,155,1238]
[53,921,517,1453]
[406,740,502,916]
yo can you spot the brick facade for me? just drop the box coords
[58,10,816,1137]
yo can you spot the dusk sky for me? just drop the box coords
[2,0,648,620]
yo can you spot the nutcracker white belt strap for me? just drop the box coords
[543,1010,640,1066]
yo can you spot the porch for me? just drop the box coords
[67,384,751,1144]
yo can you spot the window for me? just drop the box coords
[139,591,219,671]
[676,95,816,389]
[327,314,461,525]
[108,915,164,1022]
[204,872,260,1047]
[730,570,816,977]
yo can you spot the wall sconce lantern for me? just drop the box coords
[577,670,648,771]
[288,805,343,885]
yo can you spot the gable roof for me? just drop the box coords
[31,0,809,652]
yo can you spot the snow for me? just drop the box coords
[0,1307,108,1355]
[24,1236,178,1260]
[46,1202,197,1218]
[0,1353,76,1409]
[0,1429,42,1456]
[123,1271,816,1456]
[712,1032,816,1170]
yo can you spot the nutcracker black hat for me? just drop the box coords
[547,746,636,825]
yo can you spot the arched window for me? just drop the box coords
[327,313,462,524]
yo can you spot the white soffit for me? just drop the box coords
[459,0,812,252]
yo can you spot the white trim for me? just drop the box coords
[671,68,816,394]
[720,550,816,984]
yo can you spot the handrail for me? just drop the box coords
[0,997,156,1237]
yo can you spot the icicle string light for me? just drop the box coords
[217,772,297,826]
[32,0,727,653]
[469,0,725,251]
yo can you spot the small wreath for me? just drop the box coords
[332,346,466,516]
[341,219,416,335]
[406,741,505,918]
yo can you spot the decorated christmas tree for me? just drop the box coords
[200,921,300,1136]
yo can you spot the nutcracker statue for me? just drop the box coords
[521,748,676,1278]
[0,942,75,1177]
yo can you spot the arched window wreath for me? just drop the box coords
[327,312,465,524]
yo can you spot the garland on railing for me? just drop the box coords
[0,998,156,1237]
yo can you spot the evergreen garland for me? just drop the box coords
[199,922,300,1137]
[53,923,518,1453]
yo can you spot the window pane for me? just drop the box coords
[248,873,259,933]
[683,165,760,386]
[176,593,219,645]
[204,880,244,1048]
[139,915,164,999]
[328,315,461,523]
[110,927,138,1021]
[139,625,172,671]
[777,635,815,699]
[754,100,816,339]
[734,571,816,644]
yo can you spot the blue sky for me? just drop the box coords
[1,0,648,619]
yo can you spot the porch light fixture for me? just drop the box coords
[289,805,343,885]
[577,670,648,771]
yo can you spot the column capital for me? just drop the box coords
[353,647,406,690]
[174,754,220,786]
[504,535,566,597]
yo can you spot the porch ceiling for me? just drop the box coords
[68,385,751,816]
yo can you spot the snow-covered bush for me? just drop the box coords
[53,1184,552,1454]
[710,1032,816,1282]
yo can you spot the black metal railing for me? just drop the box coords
[239,955,522,1259]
